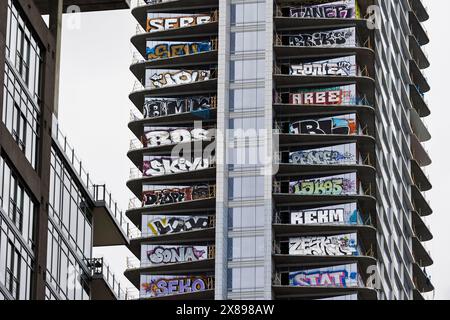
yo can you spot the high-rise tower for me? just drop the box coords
[126,0,433,300]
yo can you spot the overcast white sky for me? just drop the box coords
[56,0,449,299]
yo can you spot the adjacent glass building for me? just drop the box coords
[0,0,134,300]
[126,0,433,300]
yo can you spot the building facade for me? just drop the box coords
[126,0,433,300]
[0,0,133,300]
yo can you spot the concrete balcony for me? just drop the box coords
[412,236,433,267]
[272,285,377,300]
[410,84,430,118]
[128,108,217,139]
[411,159,432,192]
[273,100,374,119]
[87,258,134,300]
[276,163,376,185]
[127,167,216,198]
[274,74,375,104]
[275,0,376,16]
[409,60,430,95]
[273,224,377,255]
[92,185,130,246]
[132,0,219,25]
[129,78,218,109]
[130,50,218,82]
[276,132,375,157]
[409,11,429,46]
[127,139,215,168]
[411,134,431,167]
[413,263,434,293]
[133,23,218,55]
[34,0,129,15]
[125,258,215,288]
[409,35,430,69]
[412,210,432,242]
[127,227,215,258]
[126,198,216,228]
[408,0,429,22]
[410,108,431,143]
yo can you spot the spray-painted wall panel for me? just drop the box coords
[289,233,359,256]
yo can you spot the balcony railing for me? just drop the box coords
[126,256,141,270]
[129,197,142,210]
[274,151,373,167]
[129,138,144,151]
[130,108,143,121]
[272,271,368,289]
[128,225,142,239]
[274,120,370,137]
[93,185,131,238]
[273,179,374,198]
[52,115,134,238]
[129,0,147,9]
[273,209,372,227]
[274,33,373,50]
[52,115,95,196]
[274,63,370,78]
[273,91,371,106]
[86,258,137,300]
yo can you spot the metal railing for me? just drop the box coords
[93,185,131,237]
[273,120,370,137]
[131,52,145,65]
[135,10,219,35]
[129,0,147,9]
[132,185,217,209]
[86,258,135,300]
[128,226,142,239]
[273,209,371,227]
[52,115,95,196]
[274,151,372,167]
[273,62,370,78]
[52,115,133,238]
[274,33,373,50]
[130,108,143,121]
[126,256,141,270]
[129,167,143,180]
[129,197,142,210]
[273,91,371,106]
[129,138,144,151]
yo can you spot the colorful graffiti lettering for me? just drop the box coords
[143,96,212,118]
[289,174,357,196]
[287,27,356,47]
[144,216,210,236]
[289,264,359,288]
[143,156,213,176]
[290,56,356,76]
[289,233,359,256]
[143,188,189,206]
[291,209,345,224]
[288,1,359,19]
[146,42,211,60]
[142,184,211,206]
[290,149,355,165]
[141,276,207,297]
[146,15,211,32]
[290,203,361,225]
[146,245,207,265]
[144,127,213,147]
[148,70,210,88]
[289,114,357,135]
[289,84,357,105]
